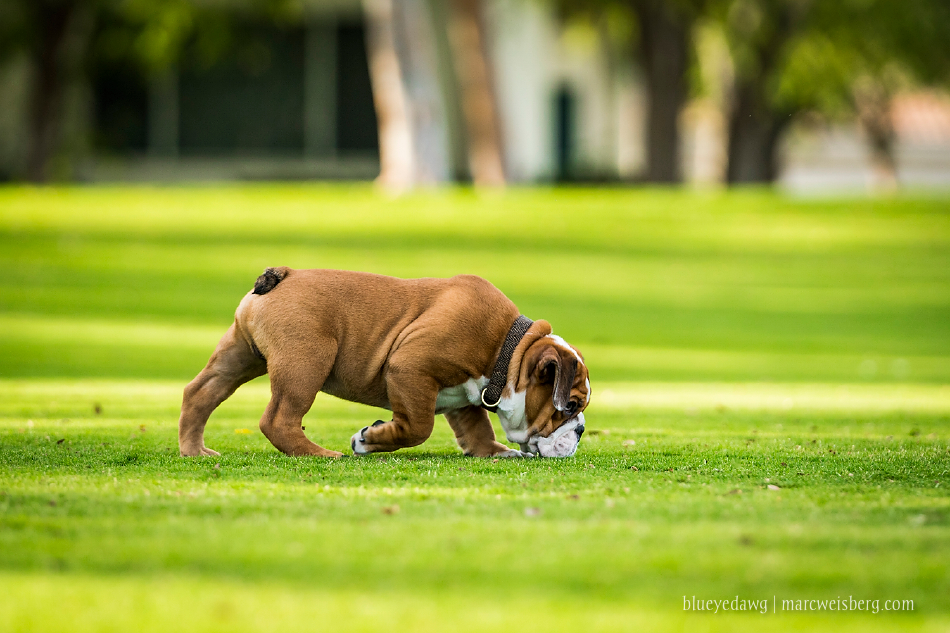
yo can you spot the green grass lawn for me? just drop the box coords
[1,185,948,632]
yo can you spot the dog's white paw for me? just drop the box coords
[351,420,389,455]
[493,448,533,458]
[351,427,371,455]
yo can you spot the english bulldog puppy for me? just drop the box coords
[178,267,590,459]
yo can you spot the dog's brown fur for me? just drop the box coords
[178,268,588,458]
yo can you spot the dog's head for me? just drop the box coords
[496,323,590,457]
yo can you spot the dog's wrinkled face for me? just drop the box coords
[527,415,586,457]
[496,335,590,457]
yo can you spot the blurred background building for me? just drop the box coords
[0,0,948,191]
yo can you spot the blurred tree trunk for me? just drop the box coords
[394,0,450,184]
[724,2,803,184]
[629,0,692,184]
[725,78,791,183]
[363,0,416,191]
[853,78,898,192]
[447,0,505,187]
[26,0,80,183]
[363,0,451,191]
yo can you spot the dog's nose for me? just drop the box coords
[575,424,585,439]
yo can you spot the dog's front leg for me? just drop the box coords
[445,406,525,457]
[351,372,437,454]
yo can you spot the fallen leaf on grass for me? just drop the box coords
[622,439,636,446]
[767,484,781,491]
[524,507,541,517]
[382,505,400,515]
[234,429,252,434]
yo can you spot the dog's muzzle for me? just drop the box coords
[521,414,585,458]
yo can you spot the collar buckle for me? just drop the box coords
[480,387,501,410]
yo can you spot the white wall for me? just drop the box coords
[487,0,644,182]
[487,0,557,181]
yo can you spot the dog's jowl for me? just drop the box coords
[178,268,590,458]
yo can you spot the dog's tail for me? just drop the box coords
[252,266,291,295]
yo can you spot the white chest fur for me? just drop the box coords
[496,387,528,443]
[435,376,489,414]
[435,377,528,444]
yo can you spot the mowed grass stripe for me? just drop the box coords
[3,187,950,367]
[4,313,950,382]
[3,186,949,250]
[4,379,950,417]
[5,572,939,633]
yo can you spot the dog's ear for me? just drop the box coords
[536,348,577,412]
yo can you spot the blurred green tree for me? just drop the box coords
[715,0,950,184]
[0,0,303,182]
[0,0,98,182]
[0,0,201,181]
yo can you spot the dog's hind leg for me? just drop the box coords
[258,341,343,457]
[179,323,266,456]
